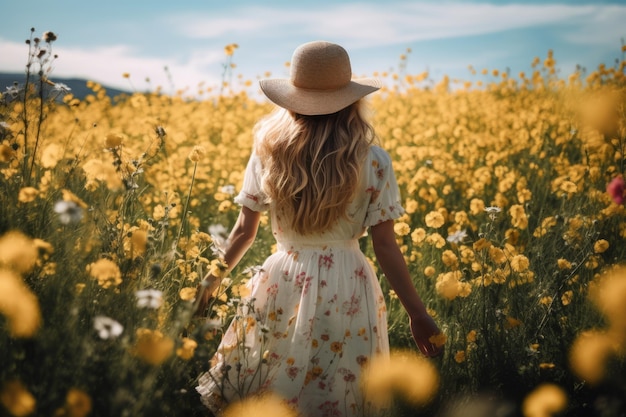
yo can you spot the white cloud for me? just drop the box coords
[167,2,618,48]
[0,38,223,92]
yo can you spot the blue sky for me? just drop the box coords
[1,0,625,95]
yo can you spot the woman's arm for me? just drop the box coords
[370,219,443,357]
[194,206,261,316]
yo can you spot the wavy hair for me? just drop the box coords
[254,101,376,235]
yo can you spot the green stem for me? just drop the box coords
[174,161,198,251]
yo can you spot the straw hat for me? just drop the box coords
[259,41,381,116]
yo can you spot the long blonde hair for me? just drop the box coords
[254,101,375,235]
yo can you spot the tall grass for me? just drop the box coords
[0,30,625,417]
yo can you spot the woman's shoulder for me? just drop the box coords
[368,145,392,164]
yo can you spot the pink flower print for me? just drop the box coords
[319,400,342,417]
[319,253,334,270]
[338,367,356,383]
[354,267,367,282]
[366,186,380,203]
[607,176,625,204]
[342,294,362,316]
[295,272,313,294]
[286,365,301,380]
[356,354,368,367]
[267,283,279,296]
[376,168,385,180]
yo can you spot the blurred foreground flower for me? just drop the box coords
[361,349,439,409]
[132,328,174,365]
[223,392,296,417]
[93,315,124,340]
[0,380,36,417]
[0,270,41,337]
[0,231,39,274]
[54,388,92,417]
[607,176,625,205]
[522,383,567,417]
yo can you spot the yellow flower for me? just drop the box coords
[569,330,619,385]
[425,211,445,228]
[188,145,206,162]
[510,254,530,272]
[0,270,41,338]
[179,287,197,301]
[489,247,507,264]
[441,250,459,268]
[593,239,609,254]
[223,393,296,417]
[469,198,485,215]
[40,143,64,168]
[429,332,447,347]
[153,204,166,221]
[104,133,124,148]
[86,258,122,288]
[62,388,92,417]
[18,187,39,203]
[557,259,572,270]
[522,383,567,417]
[561,290,574,306]
[176,337,198,360]
[132,328,174,365]
[0,143,15,162]
[393,221,411,236]
[473,237,492,251]
[361,350,439,408]
[411,228,426,245]
[0,380,36,417]
[454,350,466,363]
[466,330,477,343]
[0,231,38,274]
[589,265,626,329]
[424,266,436,277]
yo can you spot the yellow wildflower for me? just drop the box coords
[132,328,174,365]
[0,270,41,338]
[223,393,296,417]
[0,231,38,274]
[425,211,445,228]
[394,221,411,236]
[86,258,122,288]
[176,337,198,360]
[522,383,567,417]
[0,380,36,417]
[18,187,39,203]
[361,350,439,408]
[593,239,609,254]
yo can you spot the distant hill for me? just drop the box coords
[0,72,130,100]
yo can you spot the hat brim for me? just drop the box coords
[259,78,381,116]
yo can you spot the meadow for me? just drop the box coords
[0,30,625,417]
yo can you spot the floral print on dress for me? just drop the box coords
[197,146,403,417]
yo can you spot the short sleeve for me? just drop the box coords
[233,154,270,212]
[363,146,405,227]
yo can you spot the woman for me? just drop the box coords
[195,40,442,417]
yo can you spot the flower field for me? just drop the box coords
[0,31,625,417]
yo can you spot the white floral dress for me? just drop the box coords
[197,146,404,417]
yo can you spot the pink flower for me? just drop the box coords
[607,176,625,204]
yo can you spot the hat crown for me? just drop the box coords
[290,41,352,91]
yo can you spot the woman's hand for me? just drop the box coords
[193,275,220,317]
[409,312,444,358]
